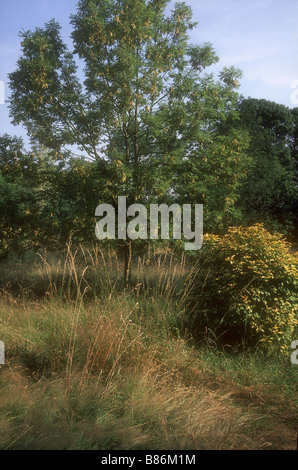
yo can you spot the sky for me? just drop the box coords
[0,0,297,147]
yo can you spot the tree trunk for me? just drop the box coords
[123,239,132,288]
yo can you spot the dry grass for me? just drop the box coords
[0,245,297,450]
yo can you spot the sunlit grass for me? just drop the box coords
[0,245,297,450]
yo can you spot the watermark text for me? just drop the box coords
[0,341,4,365]
[290,340,298,365]
[95,197,203,250]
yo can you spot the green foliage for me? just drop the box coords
[173,125,251,232]
[184,224,298,353]
[236,99,297,238]
[0,172,24,258]
[9,20,83,151]
[0,134,107,258]
[8,0,248,223]
[7,0,254,281]
[0,134,34,257]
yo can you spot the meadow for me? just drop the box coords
[0,244,297,450]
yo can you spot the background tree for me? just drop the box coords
[172,67,250,234]
[236,98,297,239]
[0,134,105,258]
[0,134,29,258]
[290,106,298,241]
[0,134,65,257]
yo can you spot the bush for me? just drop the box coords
[184,224,298,353]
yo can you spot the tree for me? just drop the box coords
[0,134,34,258]
[0,133,107,258]
[290,107,298,240]
[8,0,248,282]
[236,98,297,238]
[172,67,250,234]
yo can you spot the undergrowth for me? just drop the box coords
[0,244,297,450]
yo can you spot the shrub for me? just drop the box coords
[184,224,298,353]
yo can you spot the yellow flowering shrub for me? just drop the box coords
[185,224,298,353]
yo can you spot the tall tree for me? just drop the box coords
[8,0,248,282]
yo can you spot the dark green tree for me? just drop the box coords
[0,134,35,257]
[236,98,297,238]
[0,134,107,257]
[290,107,298,240]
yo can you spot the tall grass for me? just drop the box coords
[0,244,297,450]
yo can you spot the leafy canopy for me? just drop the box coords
[9,0,246,209]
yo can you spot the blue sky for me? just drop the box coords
[0,0,297,146]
